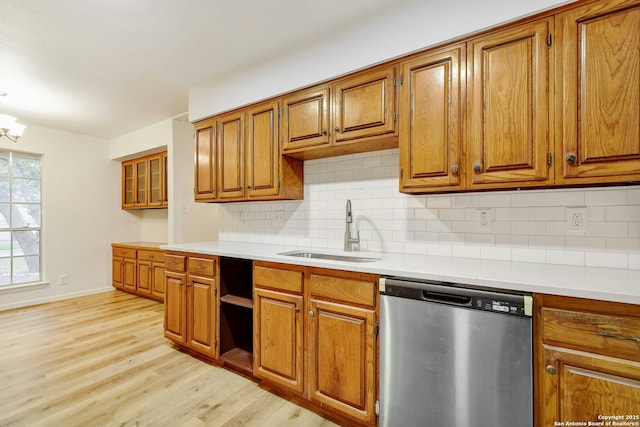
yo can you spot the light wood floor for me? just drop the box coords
[0,291,338,427]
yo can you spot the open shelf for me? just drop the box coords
[220,294,254,309]
[220,347,253,375]
[218,257,253,375]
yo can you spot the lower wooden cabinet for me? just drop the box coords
[164,252,219,359]
[253,262,379,425]
[112,243,165,302]
[535,293,640,425]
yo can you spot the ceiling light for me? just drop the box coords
[0,114,26,143]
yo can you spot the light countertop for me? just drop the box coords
[113,241,166,250]
[161,241,640,305]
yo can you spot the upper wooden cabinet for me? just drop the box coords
[194,121,216,201]
[217,110,246,200]
[467,18,554,190]
[282,65,399,160]
[399,43,465,192]
[194,100,303,203]
[281,86,331,152]
[555,0,640,184]
[148,152,168,207]
[121,152,168,210]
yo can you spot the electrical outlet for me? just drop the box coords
[239,211,245,225]
[566,207,587,232]
[476,208,494,232]
[59,274,68,286]
[273,210,285,226]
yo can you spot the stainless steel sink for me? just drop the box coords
[277,250,381,263]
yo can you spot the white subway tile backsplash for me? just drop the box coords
[586,189,628,206]
[217,149,640,269]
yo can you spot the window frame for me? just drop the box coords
[0,149,43,287]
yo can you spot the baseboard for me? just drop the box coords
[0,286,114,311]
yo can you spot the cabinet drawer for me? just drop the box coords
[113,247,136,258]
[254,266,303,293]
[541,307,640,361]
[138,249,164,262]
[309,274,376,307]
[164,254,186,272]
[188,256,216,277]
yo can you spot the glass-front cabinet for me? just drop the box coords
[121,151,167,210]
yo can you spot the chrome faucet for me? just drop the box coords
[344,199,360,252]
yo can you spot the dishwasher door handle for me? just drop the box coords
[423,290,472,307]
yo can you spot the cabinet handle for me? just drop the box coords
[295,307,300,313]
[566,154,577,164]
[321,129,327,135]
[473,164,482,173]
[308,311,315,317]
[545,365,557,375]
[451,165,459,174]
[335,126,340,132]
[596,331,640,343]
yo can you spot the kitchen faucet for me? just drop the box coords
[344,199,360,252]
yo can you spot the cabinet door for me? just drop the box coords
[333,65,397,143]
[217,111,246,200]
[555,0,640,184]
[307,298,376,424]
[541,346,640,425]
[164,271,187,344]
[246,100,280,199]
[254,288,304,394]
[467,18,553,189]
[123,257,137,292]
[122,161,135,209]
[112,256,124,289]
[137,260,152,296]
[147,153,164,207]
[281,85,330,152]
[194,123,216,201]
[151,263,165,299]
[161,152,168,207]
[134,158,148,207]
[399,44,465,192]
[188,275,218,358]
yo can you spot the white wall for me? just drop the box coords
[109,119,171,160]
[219,150,640,270]
[190,0,574,120]
[0,124,140,310]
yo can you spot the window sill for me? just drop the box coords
[0,281,50,294]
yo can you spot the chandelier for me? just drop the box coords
[0,114,26,142]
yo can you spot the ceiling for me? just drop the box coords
[0,0,405,140]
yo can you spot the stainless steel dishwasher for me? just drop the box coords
[379,277,533,427]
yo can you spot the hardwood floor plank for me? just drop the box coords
[0,291,337,427]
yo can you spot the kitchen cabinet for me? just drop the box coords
[194,120,217,201]
[281,64,399,160]
[535,293,640,425]
[164,252,219,359]
[112,243,165,302]
[252,261,379,425]
[253,264,305,394]
[399,43,465,192]
[218,110,245,200]
[554,0,640,185]
[137,249,165,300]
[121,151,168,209]
[122,160,135,209]
[112,246,136,291]
[467,18,554,189]
[218,257,254,374]
[148,152,168,207]
[194,101,303,203]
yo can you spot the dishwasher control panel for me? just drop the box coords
[380,277,533,317]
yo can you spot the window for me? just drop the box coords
[0,150,42,286]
